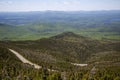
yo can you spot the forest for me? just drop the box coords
[0,10,120,80]
[0,32,120,80]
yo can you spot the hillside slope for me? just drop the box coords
[3,32,120,71]
[0,32,120,79]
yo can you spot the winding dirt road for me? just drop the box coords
[9,48,87,71]
[71,63,88,67]
[9,49,41,69]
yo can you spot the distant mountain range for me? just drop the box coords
[0,10,120,40]
[0,10,120,25]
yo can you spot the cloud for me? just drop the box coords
[62,0,80,6]
[63,1,70,5]
[0,1,13,5]
[7,1,13,4]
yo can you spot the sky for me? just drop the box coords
[0,0,120,12]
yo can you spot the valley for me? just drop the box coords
[0,11,120,40]
[0,11,120,80]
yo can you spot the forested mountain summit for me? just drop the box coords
[0,32,120,79]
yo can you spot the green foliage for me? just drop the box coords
[0,32,120,79]
[0,11,120,40]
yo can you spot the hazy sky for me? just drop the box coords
[0,0,120,12]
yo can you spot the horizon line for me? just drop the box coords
[0,10,120,13]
